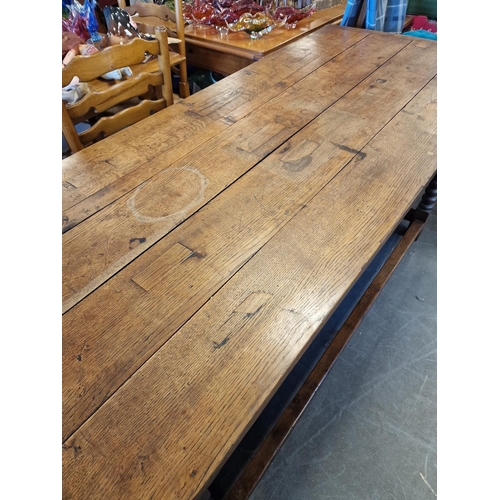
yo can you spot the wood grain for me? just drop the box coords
[63,75,436,500]
[223,217,426,500]
[62,30,405,311]
[62,37,161,87]
[62,26,368,222]
[62,36,436,445]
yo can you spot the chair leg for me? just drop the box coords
[174,0,190,99]
[156,26,175,106]
[178,61,190,98]
[62,101,84,153]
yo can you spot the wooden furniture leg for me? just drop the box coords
[62,101,84,153]
[418,174,437,212]
[404,173,437,226]
[156,26,174,106]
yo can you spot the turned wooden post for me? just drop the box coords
[418,174,437,212]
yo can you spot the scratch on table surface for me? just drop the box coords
[419,472,437,497]
[253,194,267,213]
[401,397,418,427]
[266,411,339,474]
[320,348,436,429]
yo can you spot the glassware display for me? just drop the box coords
[63,0,91,41]
[84,0,104,47]
[182,0,316,35]
[182,0,217,27]
[210,9,240,34]
[225,11,286,38]
[229,0,266,17]
[181,0,264,28]
[268,2,316,29]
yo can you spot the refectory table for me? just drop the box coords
[62,24,437,499]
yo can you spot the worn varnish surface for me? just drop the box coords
[62,27,368,224]
[63,30,411,311]
[62,25,437,500]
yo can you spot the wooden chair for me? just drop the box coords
[117,0,190,98]
[62,26,173,154]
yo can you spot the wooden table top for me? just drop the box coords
[184,4,345,60]
[62,25,437,499]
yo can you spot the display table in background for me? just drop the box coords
[184,5,345,75]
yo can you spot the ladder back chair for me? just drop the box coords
[117,0,190,98]
[62,26,173,154]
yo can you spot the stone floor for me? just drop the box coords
[208,206,437,500]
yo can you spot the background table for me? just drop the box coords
[184,5,345,75]
[62,24,437,499]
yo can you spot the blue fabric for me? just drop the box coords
[340,0,364,27]
[383,0,409,33]
[341,0,408,33]
[402,29,437,40]
[365,0,388,31]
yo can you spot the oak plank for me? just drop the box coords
[223,219,426,500]
[62,33,411,311]
[62,38,436,441]
[63,76,437,500]
[62,105,225,212]
[62,26,368,219]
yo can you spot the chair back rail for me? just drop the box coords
[77,99,166,144]
[62,37,161,87]
[66,68,164,120]
[62,27,173,154]
[121,1,177,24]
[117,0,190,98]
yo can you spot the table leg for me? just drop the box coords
[198,489,213,500]
[418,174,437,213]
[403,173,437,227]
